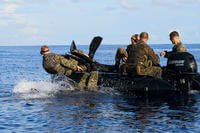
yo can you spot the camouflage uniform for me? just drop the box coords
[126,44,137,74]
[43,53,98,90]
[127,41,162,77]
[165,42,187,58]
[43,53,79,76]
[78,71,99,91]
[172,42,187,52]
[115,48,128,73]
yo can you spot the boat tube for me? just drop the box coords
[51,38,200,95]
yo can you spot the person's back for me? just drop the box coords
[125,34,140,70]
[126,34,140,56]
[126,44,137,65]
[133,32,162,77]
[43,52,79,76]
[137,41,160,66]
[43,52,60,74]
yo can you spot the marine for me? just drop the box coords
[160,31,187,58]
[114,34,139,73]
[127,32,162,78]
[126,34,140,56]
[40,45,98,91]
[125,34,140,73]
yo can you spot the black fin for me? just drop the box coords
[70,40,77,53]
[88,36,103,59]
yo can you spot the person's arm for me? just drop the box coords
[162,44,187,58]
[144,46,160,65]
[164,51,173,58]
[59,56,78,71]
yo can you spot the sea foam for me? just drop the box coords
[13,75,76,99]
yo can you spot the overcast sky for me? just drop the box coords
[0,0,200,45]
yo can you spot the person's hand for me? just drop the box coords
[122,57,127,62]
[77,66,84,72]
[160,51,166,57]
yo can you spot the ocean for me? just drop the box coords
[1,44,200,132]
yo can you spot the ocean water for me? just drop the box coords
[1,44,200,132]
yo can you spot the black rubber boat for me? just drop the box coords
[53,37,200,95]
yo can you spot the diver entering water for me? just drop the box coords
[40,45,98,91]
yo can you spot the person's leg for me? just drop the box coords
[115,48,128,67]
[87,71,99,91]
[78,73,90,90]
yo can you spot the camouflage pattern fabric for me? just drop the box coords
[136,54,162,78]
[43,53,99,91]
[133,41,162,77]
[78,71,99,91]
[136,64,162,78]
[115,48,128,64]
[43,53,78,76]
[78,73,90,90]
[87,71,98,91]
[172,42,187,52]
[115,48,128,72]
[137,41,160,66]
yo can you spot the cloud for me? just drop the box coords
[119,0,200,10]
[22,26,39,38]
[120,0,138,10]
[1,3,19,14]
[152,0,200,7]
[0,0,40,39]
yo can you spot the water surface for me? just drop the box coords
[0,44,200,132]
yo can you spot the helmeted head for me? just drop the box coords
[131,34,140,45]
[140,32,149,43]
[40,45,50,55]
[169,31,180,45]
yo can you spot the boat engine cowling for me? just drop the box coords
[163,52,199,92]
[166,52,198,74]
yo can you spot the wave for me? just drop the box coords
[13,75,76,99]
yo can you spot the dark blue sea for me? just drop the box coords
[1,44,200,132]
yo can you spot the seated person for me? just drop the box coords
[114,34,139,73]
[127,34,140,53]
[115,48,128,73]
[160,31,187,58]
[129,32,162,78]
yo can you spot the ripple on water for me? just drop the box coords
[1,45,200,132]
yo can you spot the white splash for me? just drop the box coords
[13,78,75,99]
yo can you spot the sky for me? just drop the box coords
[0,0,200,46]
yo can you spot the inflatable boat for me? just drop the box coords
[55,37,200,95]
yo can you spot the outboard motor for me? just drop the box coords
[163,52,198,92]
[166,52,197,74]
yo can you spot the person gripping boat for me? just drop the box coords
[40,45,98,91]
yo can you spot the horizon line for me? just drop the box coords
[0,43,200,47]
